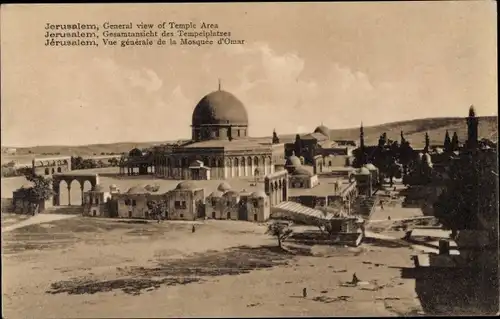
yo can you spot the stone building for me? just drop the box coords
[205,182,270,222]
[11,183,53,214]
[113,182,205,220]
[284,124,356,165]
[32,156,72,176]
[352,166,374,197]
[153,88,285,180]
[82,185,115,217]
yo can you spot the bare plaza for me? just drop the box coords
[1,2,498,318]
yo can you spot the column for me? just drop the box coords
[67,185,71,206]
[81,185,85,206]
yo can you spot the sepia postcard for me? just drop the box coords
[1,2,498,317]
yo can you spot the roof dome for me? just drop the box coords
[364,163,377,171]
[314,124,330,137]
[175,181,197,191]
[355,167,371,175]
[291,167,314,177]
[223,190,239,197]
[127,185,147,194]
[209,190,224,198]
[192,90,248,126]
[251,190,268,198]
[285,152,302,167]
[129,148,142,157]
[217,182,232,192]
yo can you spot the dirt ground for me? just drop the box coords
[2,214,425,318]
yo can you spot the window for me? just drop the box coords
[92,210,97,216]
[227,212,231,219]
[95,198,99,205]
[132,200,136,206]
[128,211,132,218]
[254,213,258,221]
[237,130,241,137]
[227,201,231,207]
[175,201,181,209]
[57,167,62,173]
[124,199,130,205]
[180,213,184,218]
[212,211,216,219]
[253,199,259,208]
[45,168,50,175]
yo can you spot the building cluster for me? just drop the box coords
[79,86,380,225]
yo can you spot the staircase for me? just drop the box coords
[352,196,377,219]
[271,201,328,223]
[43,206,83,215]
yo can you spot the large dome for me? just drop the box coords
[192,90,249,126]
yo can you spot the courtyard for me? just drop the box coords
[2,210,426,318]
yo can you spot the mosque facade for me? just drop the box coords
[153,88,285,180]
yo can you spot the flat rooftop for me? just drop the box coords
[288,177,353,197]
[110,177,267,196]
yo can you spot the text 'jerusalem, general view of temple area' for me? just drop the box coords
[1,3,498,318]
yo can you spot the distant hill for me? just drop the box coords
[280,116,498,148]
[2,116,497,163]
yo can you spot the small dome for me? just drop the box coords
[356,167,371,175]
[20,182,34,189]
[240,189,252,196]
[364,163,377,171]
[127,185,147,194]
[223,190,239,197]
[285,152,302,167]
[291,167,314,176]
[251,190,268,198]
[175,181,197,190]
[314,124,330,137]
[129,148,142,157]
[217,182,232,192]
[92,184,104,192]
[209,190,224,198]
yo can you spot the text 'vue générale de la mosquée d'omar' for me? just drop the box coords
[44,21,246,48]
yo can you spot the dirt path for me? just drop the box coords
[1,214,77,233]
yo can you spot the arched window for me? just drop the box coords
[44,168,50,175]
[57,167,62,173]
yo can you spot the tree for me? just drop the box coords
[272,129,280,144]
[266,222,293,249]
[147,199,168,220]
[17,173,55,214]
[433,150,496,234]
[424,132,430,153]
[294,134,302,157]
[443,130,452,153]
[451,132,460,151]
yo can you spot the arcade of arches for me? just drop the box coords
[52,173,99,206]
[265,170,289,207]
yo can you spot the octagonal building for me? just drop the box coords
[154,87,285,180]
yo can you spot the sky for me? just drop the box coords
[1,2,497,147]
